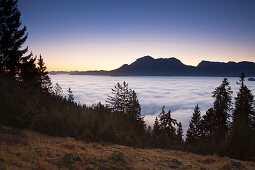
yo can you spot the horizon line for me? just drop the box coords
[47,56,255,72]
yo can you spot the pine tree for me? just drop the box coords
[153,116,160,137]
[158,106,177,138]
[212,78,232,140]
[228,73,255,159]
[106,81,141,120]
[146,126,152,135]
[19,53,39,87]
[127,90,141,120]
[67,87,74,102]
[53,83,63,97]
[186,104,202,144]
[177,122,184,143]
[201,108,215,138]
[0,0,30,77]
[106,81,129,114]
[37,54,52,93]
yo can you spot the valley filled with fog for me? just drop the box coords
[51,74,255,133]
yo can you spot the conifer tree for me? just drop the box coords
[158,106,177,138]
[0,0,30,77]
[106,81,129,113]
[146,126,152,135]
[106,81,141,120]
[53,83,63,97]
[19,54,39,86]
[67,87,74,102]
[127,90,141,120]
[212,78,232,140]
[228,73,255,159]
[177,122,184,143]
[201,108,215,138]
[153,116,160,137]
[186,104,202,143]
[37,54,52,93]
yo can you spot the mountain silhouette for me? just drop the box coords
[54,56,255,76]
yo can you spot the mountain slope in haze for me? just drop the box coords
[53,56,255,76]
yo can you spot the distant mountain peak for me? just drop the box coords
[135,56,154,62]
[59,56,255,77]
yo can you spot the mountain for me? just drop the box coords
[196,60,255,76]
[112,56,195,76]
[51,56,255,76]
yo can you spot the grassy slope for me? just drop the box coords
[0,127,254,170]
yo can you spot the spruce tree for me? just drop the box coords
[0,0,29,77]
[228,73,255,159]
[127,90,141,120]
[37,54,52,93]
[177,122,184,143]
[212,78,232,140]
[186,104,202,144]
[106,81,141,120]
[19,53,39,87]
[153,116,160,137]
[53,83,63,97]
[106,81,129,113]
[67,87,74,102]
[158,106,177,138]
[201,108,215,138]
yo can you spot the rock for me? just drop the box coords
[62,152,82,164]
[73,152,82,161]
[62,153,74,165]
[168,159,182,169]
[172,159,182,164]
[222,159,245,169]
[111,151,125,162]
[185,164,192,169]
[201,158,215,164]
[230,159,245,169]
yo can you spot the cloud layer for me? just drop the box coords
[51,75,255,135]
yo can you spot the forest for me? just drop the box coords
[0,0,255,161]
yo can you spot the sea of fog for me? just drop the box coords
[50,74,255,134]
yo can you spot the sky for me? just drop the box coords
[18,0,255,71]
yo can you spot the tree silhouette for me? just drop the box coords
[201,108,215,138]
[37,54,52,93]
[0,0,30,77]
[53,83,63,97]
[19,53,39,87]
[67,87,74,102]
[127,90,141,120]
[106,81,129,113]
[228,73,255,159]
[186,104,202,144]
[106,81,141,120]
[158,106,177,138]
[153,116,160,137]
[177,122,183,143]
[212,78,232,141]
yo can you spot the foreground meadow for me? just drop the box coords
[0,126,254,170]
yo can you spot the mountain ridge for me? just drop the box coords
[50,56,255,77]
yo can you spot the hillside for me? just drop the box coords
[1,126,254,170]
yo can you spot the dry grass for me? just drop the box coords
[0,127,254,170]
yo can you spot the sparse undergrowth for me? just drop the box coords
[0,126,254,170]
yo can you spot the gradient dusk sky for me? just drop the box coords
[18,0,255,71]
